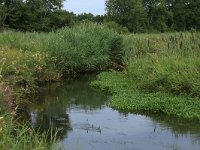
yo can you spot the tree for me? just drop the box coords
[49,10,75,30]
[173,0,200,31]
[76,13,105,24]
[143,0,174,32]
[2,0,68,31]
[105,0,148,32]
[0,1,9,30]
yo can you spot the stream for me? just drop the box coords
[28,75,200,150]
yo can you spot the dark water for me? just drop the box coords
[28,75,200,150]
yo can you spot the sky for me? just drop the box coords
[63,0,106,15]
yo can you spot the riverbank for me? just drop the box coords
[0,22,123,113]
[92,31,200,121]
[92,72,200,120]
[0,23,124,149]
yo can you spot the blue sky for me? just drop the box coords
[63,0,106,15]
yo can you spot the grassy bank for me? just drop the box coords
[0,116,56,150]
[0,69,56,150]
[92,32,200,121]
[0,22,124,110]
[124,32,200,97]
[92,72,200,120]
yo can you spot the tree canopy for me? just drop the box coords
[0,0,200,32]
[105,0,200,32]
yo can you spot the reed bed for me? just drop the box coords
[124,32,200,97]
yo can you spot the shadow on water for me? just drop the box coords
[27,74,200,150]
[28,74,108,139]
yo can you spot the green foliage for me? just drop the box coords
[106,0,200,32]
[0,46,60,107]
[92,72,200,120]
[0,0,73,32]
[0,23,124,72]
[48,23,124,71]
[0,23,125,103]
[106,0,148,33]
[104,21,129,34]
[124,32,200,97]
[76,13,105,24]
[0,116,57,150]
[173,0,200,31]
[92,31,200,120]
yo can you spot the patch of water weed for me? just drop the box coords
[92,72,200,121]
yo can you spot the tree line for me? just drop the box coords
[1,0,200,33]
[106,0,200,32]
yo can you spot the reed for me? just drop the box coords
[0,116,57,150]
[124,31,200,97]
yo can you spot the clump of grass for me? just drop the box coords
[0,116,57,150]
[0,46,60,101]
[0,22,125,112]
[46,22,124,72]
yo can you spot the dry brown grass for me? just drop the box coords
[0,83,14,112]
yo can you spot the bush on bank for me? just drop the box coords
[0,22,125,73]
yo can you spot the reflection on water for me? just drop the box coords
[28,75,200,150]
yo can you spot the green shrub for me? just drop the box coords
[0,22,125,73]
[46,22,124,72]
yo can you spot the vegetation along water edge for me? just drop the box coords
[91,31,200,121]
[1,0,200,149]
[0,22,124,149]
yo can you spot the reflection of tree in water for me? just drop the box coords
[117,110,200,145]
[118,108,200,134]
[149,113,200,147]
[31,111,72,140]
[147,113,200,135]
[34,74,108,111]
[28,74,108,140]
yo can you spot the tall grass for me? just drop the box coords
[92,31,200,120]
[0,22,125,108]
[0,22,124,73]
[0,116,57,150]
[124,32,200,97]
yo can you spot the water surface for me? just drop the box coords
[29,75,200,150]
